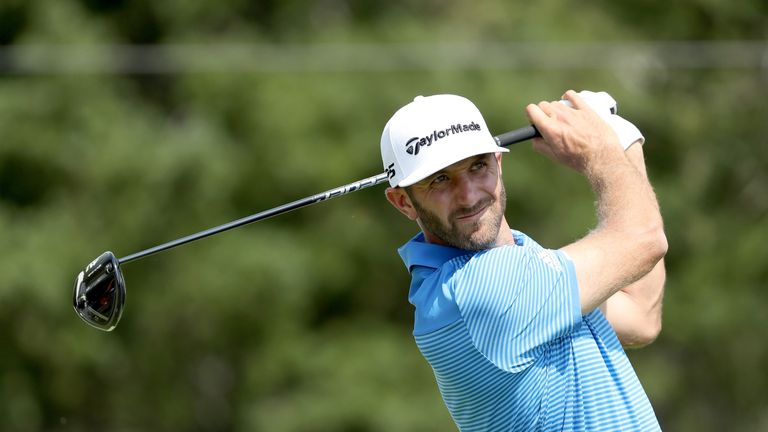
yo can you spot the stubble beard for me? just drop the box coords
[409,183,507,251]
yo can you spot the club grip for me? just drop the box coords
[494,125,541,148]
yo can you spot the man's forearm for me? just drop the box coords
[566,141,666,313]
[601,143,667,346]
[589,145,662,238]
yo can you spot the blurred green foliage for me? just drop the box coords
[0,0,766,430]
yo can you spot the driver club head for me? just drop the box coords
[73,251,126,331]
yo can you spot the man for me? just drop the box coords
[381,91,667,431]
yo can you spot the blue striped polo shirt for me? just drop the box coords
[399,230,661,431]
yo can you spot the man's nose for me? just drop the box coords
[452,174,479,207]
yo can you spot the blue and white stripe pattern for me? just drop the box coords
[399,231,661,431]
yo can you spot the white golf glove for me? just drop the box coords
[603,112,645,150]
[561,90,645,151]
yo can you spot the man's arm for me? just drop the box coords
[600,144,667,348]
[526,91,667,318]
[600,261,665,347]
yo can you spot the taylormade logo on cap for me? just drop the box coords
[380,94,507,187]
[405,121,483,156]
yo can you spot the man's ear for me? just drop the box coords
[495,152,503,175]
[385,187,419,221]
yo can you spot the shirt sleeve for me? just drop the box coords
[451,245,581,373]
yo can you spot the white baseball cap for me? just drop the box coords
[380,94,507,188]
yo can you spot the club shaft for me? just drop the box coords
[118,125,539,264]
[118,172,390,264]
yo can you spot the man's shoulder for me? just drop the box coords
[450,235,575,303]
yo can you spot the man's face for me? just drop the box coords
[403,153,507,251]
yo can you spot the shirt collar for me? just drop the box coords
[397,232,472,272]
[397,230,528,273]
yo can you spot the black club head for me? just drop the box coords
[73,251,126,331]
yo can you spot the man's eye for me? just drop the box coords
[471,161,487,170]
[432,174,449,184]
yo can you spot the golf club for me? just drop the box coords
[73,95,619,331]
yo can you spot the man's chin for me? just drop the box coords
[457,219,500,247]
[453,228,499,251]
[466,237,498,251]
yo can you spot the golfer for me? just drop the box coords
[381,90,667,431]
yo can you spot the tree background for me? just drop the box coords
[0,0,766,430]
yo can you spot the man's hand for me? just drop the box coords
[525,90,623,174]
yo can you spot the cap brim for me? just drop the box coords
[397,146,508,187]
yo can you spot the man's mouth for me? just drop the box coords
[454,200,491,222]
